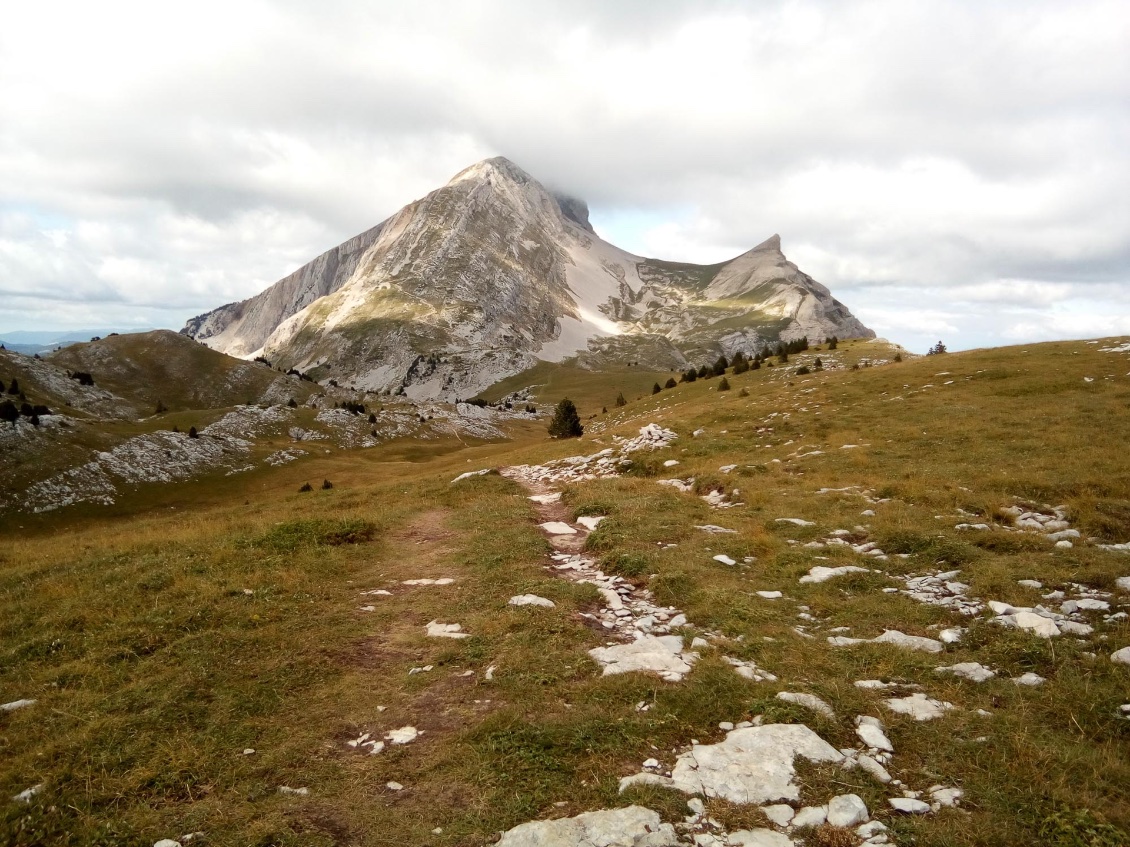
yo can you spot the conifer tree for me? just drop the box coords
[665,377,677,389]
[548,398,583,438]
[718,376,731,391]
[652,382,662,394]
[615,392,627,407]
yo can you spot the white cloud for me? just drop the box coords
[0,0,1127,354]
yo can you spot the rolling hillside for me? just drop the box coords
[2,336,1129,847]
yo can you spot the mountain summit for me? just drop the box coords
[182,157,873,399]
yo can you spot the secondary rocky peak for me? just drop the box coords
[552,192,595,234]
[751,233,783,253]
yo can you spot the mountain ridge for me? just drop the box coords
[182,157,873,399]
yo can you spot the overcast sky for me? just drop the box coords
[2,0,1128,353]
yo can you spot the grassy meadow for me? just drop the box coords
[2,337,1129,846]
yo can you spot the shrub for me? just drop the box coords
[548,398,583,438]
[0,400,17,423]
[664,377,677,389]
[732,359,749,374]
[697,365,709,379]
[0,379,4,392]
[795,366,810,375]
[681,369,697,383]
[368,412,376,423]
[154,399,167,414]
[7,378,19,395]
[615,392,627,407]
[751,359,761,370]
[525,404,536,413]
[652,382,661,394]
[813,357,823,370]
[287,398,298,408]
[826,336,838,350]
[738,387,749,397]
[712,356,728,376]
[321,479,333,490]
[718,377,731,391]
[188,426,198,438]
[927,340,947,355]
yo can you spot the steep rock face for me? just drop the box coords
[183,157,873,399]
[182,222,387,358]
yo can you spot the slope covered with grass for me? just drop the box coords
[2,337,1129,846]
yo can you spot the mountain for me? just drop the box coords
[182,157,873,400]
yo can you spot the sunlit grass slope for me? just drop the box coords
[2,336,1129,846]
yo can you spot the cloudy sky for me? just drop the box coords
[2,0,1128,353]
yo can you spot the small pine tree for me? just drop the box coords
[697,365,709,379]
[751,359,761,370]
[188,426,198,438]
[548,398,584,438]
[602,406,607,414]
[718,377,731,391]
[154,399,167,414]
[813,357,823,370]
[733,359,749,374]
[0,379,5,393]
[652,382,662,394]
[796,365,811,375]
[322,479,333,490]
[615,392,627,407]
[298,482,313,492]
[683,369,697,383]
[7,378,18,395]
[287,398,298,408]
[172,425,180,433]
[665,377,677,389]
[778,351,788,364]
[827,336,838,350]
[0,400,17,422]
[894,352,903,362]
[368,412,377,423]
[712,356,728,376]
[927,341,947,355]
[732,351,746,365]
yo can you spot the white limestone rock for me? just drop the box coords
[713,554,738,566]
[669,724,843,804]
[856,753,892,784]
[799,565,869,584]
[791,806,827,828]
[1110,646,1130,665]
[426,620,469,639]
[539,521,577,535]
[577,516,606,531]
[1012,672,1046,686]
[496,806,681,847]
[829,630,944,653]
[1001,611,1061,638]
[883,693,955,721]
[589,635,698,682]
[760,804,795,826]
[889,797,931,814]
[936,662,996,683]
[528,492,562,504]
[854,716,894,752]
[826,794,870,827]
[0,699,36,712]
[509,594,556,608]
[776,518,815,527]
[776,692,835,719]
[726,830,794,847]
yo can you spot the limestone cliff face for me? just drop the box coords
[183,158,873,399]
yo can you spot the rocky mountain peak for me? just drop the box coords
[751,233,783,253]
